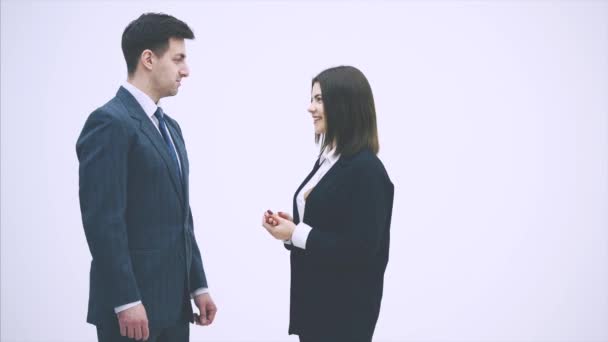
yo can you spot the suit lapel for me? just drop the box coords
[294,154,353,224]
[308,156,344,194]
[293,158,322,224]
[116,87,185,207]
[165,119,189,206]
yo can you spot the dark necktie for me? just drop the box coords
[154,107,182,181]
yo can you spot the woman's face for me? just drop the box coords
[308,82,326,135]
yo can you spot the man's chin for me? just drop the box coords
[164,89,179,97]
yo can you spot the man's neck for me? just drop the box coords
[127,77,160,104]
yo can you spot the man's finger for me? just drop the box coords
[142,322,150,341]
[199,310,208,325]
[128,326,135,339]
[119,322,127,337]
[134,325,143,340]
[207,306,217,324]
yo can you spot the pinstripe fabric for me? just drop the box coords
[77,87,207,329]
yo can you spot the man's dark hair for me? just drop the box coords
[313,66,380,157]
[122,13,194,75]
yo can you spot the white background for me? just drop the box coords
[1,1,607,341]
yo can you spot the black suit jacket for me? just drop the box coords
[285,148,394,341]
[76,87,207,328]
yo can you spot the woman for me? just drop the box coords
[262,66,394,342]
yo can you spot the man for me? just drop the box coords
[76,13,216,342]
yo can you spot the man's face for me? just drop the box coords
[151,37,189,99]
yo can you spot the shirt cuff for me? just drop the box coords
[115,300,141,314]
[291,223,312,249]
[191,287,209,298]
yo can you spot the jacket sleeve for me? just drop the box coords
[76,109,141,308]
[283,242,294,251]
[302,162,393,267]
[188,207,208,291]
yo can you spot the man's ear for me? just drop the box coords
[140,49,154,72]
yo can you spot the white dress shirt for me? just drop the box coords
[115,82,208,314]
[286,147,340,249]
[121,82,183,173]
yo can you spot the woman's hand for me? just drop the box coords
[263,210,293,226]
[277,211,293,222]
[262,210,296,240]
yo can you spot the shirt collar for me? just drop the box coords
[320,146,340,166]
[122,81,160,119]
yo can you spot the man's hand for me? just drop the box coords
[117,303,149,341]
[193,293,217,326]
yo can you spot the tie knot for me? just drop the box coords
[154,107,164,120]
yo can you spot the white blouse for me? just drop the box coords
[286,147,340,249]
